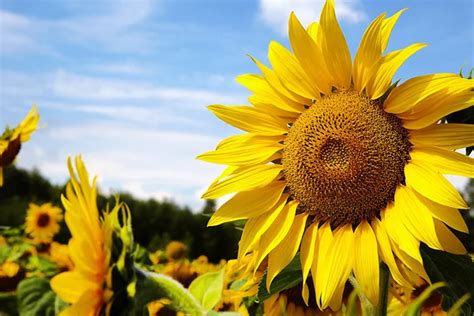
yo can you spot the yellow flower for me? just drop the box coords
[49,242,74,271]
[50,157,123,315]
[199,0,473,311]
[166,241,188,261]
[25,203,63,244]
[0,106,39,186]
[0,261,20,278]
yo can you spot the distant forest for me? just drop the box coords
[0,165,241,262]
[1,165,473,259]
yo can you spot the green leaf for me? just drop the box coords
[257,254,302,302]
[207,311,242,316]
[133,267,204,315]
[420,244,474,314]
[189,268,225,310]
[16,277,56,316]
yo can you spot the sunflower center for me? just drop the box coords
[37,214,51,228]
[282,90,411,227]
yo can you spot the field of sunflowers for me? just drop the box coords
[1,0,474,315]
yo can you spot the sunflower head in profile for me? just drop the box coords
[51,157,135,316]
[199,0,473,310]
[25,203,63,244]
[0,106,39,186]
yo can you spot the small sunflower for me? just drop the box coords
[50,157,130,316]
[199,0,473,310]
[0,106,39,186]
[25,203,63,244]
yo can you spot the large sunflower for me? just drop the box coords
[199,0,473,311]
[25,203,63,244]
[0,106,39,186]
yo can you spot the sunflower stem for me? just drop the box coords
[376,263,390,316]
[348,273,373,315]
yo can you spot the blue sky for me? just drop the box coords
[1,0,472,210]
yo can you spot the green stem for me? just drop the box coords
[348,273,373,315]
[376,263,390,316]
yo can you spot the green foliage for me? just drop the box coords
[189,268,224,310]
[16,277,56,316]
[257,254,303,302]
[421,244,474,315]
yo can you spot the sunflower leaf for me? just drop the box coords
[17,277,56,316]
[257,254,302,302]
[132,267,205,315]
[189,268,225,310]
[420,244,474,314]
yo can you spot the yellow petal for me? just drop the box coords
[307,22,322,45]
[382,204,422,263]
[410,147,474,177]
[50,271,97,303]
[208,105,288,136]
[13,105,40,142]
[202,164,283,199]
[208,181,287,226]
[433,219,466,255]
[409,123,474,150]
[366,43,426,99]
[313,223,333,309]
[411,192,468,233]
[402,94,474,130]
[405,161,468,209]
[268,41,320,100]
[238,195,288,258]
[300,222,318,305]
[319,0,351,89]
[267,212,308,291]
[384,73,468,113]
[255,201,298,271]
[380,9,406,52]
[197,141,282,166]
[59,288,102,316]
[389,238,429,282]
[353,221,379,306]
[288,12,332,95]
[394,186,444,250]
[250,98,301,120]
[249,55,309,108]
[372,218,412,287]
[317,225,353,310]
[215,133,283,150]
[352,13,386,93]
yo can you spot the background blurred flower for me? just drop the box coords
[25,203,62,244]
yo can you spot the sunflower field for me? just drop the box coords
[1,0,474,315]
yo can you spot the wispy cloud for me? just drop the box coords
[0,10,36,53]
[50,70,243,105]
[258,0,366,35]
[0,0,158,55]
[19,122,224,209]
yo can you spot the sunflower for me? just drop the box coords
[25,203,63,244]
[0,106,39,186]
[199,0,473,310]
[50,157,126,315]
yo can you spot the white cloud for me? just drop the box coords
[49,70,242,105]
[0,10,36,53]
[258,0,366,35]
[17,123,223,210]
[0,0,158,55]
[87,62,147,75]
